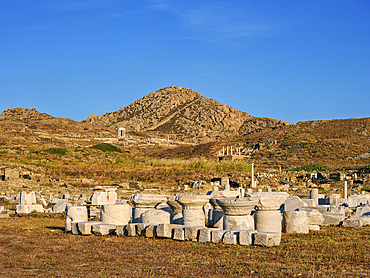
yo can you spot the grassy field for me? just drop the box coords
[0,216,369,277]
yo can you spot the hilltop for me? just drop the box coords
[83,86,288,142]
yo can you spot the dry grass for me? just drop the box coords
[0,216,369,277]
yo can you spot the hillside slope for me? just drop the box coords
[83,86,288,141]
[152,117,370,169]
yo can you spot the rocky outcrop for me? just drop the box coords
[83,86,289,140]
[0,108,53,121]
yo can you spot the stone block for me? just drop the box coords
[16,204,44,214]
[144,225,156,238]
[239,230,257,246]
[141,210,170,226]
[222,230,239,245]
[254,232,281,247]
[53,200,70,213]
[156,224,171,238]
[300,208,325,226]
[184,226,202,241]
[173,227,185,241]
[91,191,117,206]
[283,196,307,211]
[283,211,309,234]
[19,191,36,205]
[125,224,138,236]
[78,221,101,235]
[309,225,320,231]
[342,218,363,228]
[115,225,126,236]
[71,222,80,235]
[198,228,218,243]
[92,223,116,235]
[136,223,147,236]
[211,230,226,243]
[321,212,345,226]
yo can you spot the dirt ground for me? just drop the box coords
[0,215,369,277]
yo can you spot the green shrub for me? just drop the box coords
[47,148,67,155]
[90,143,123,153]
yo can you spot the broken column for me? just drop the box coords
[16,191,44,214]
[65,206,88,232]
[254,192,289,234]
[167,196,184,225]
[177,195,211,226]
[216,196,260,230]
[100,204,131,225]
[90,187,117,206]
[130,194,167,223]
[282,211,309,234]
[310,188,319,206]
[208,190,239,228]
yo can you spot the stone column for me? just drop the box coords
[254,192,289,234]
[217,196,260,231]
[65,206,88,232]
[100,204,131,225]
[167,197,184,225]
[130,194,167,223]
[343,181,348,199]
[177,195,211,227]
[310,188,319,206]
[251,163,255,188]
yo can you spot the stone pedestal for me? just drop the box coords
[283,211,309,234]
[65,206,88,232]
[130,194,167,223]
[19,191,36,205]
[216,196,260,230]
[254,192,289,234]
[167,197,184,225]
[177,195,211,227]
[90,187,117,206]
[100,204,131,225]
[208,190,239,228]
[141,209,170,225]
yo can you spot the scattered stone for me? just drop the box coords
[254,232,281,247]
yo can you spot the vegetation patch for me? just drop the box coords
[47,148,67,155]
[90,143,123,153]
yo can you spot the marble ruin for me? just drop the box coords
[1,169,370,248]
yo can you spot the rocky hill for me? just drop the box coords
[0,108,115,147]
[152,117,370,169]
[83,86,288,141]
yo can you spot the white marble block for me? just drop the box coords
[141,210,170,225]
[223,231,239,245]
[100,204,131,225]
[283,211,309,234]
[239,230,257,246]
[254,232,281,247]
[92,223,116,235]
[65,206,88,232]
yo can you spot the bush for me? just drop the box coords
[47,148,67,155]
[90,143,123,153]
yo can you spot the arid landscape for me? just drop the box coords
[1,87,370,277]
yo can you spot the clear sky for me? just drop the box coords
[0,0,369,124]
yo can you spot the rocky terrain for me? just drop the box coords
[83,86,288,142]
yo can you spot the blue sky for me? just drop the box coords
[0,0,369,124]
